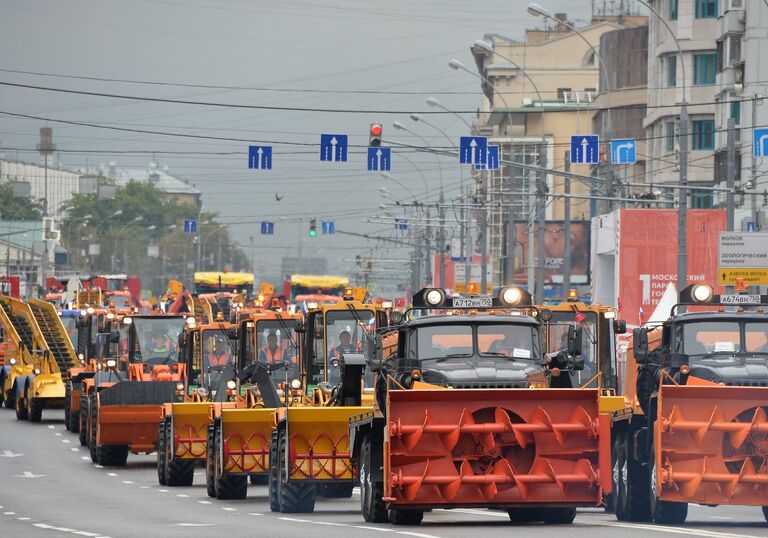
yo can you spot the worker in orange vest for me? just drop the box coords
[259,331,284,363]
[204,338,230,370]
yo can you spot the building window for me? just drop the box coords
[716,40,724,72]
[695,0,718,17]
[557,88,572,100]
[691,119,715,150]
[665,121,676,153]
[693,53,717,85]
[730,100,741,125]
[666,55,677,87]
[670,0,678,19]
[728,35,741,65]
[690,189,714,208]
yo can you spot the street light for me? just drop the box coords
[67,213,92,270]
[113,216,143,272]
[381,172,418,200]
[426,97,473,130]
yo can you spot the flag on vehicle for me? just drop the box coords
[638,306,645,325]
[575,311,586,323]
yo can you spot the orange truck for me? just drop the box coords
[612,284,768,524]
[82,313,191,466]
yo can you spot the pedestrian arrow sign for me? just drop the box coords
[459,136,488,166]
[610,139,636,165]
[475,145,500,170]
[367,147,391,171]
[570,135,599,164]
[248,145,272,170]
[755,128,768,157]
[320,134,348,162]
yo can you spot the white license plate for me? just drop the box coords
[453,297,492,308]
[720,294,761,304]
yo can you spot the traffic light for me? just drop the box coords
[369,123,382,147]
[309,218,317,238]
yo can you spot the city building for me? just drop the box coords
[0,158,82,220]
[95,161,202,207]
[643,0,719,206]
[0,219,58,294]
[712,0,768,229]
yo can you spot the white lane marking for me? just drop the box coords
[139,486,150,489]
[94,464,103,469]
[248,513,263,516]
[17,517,31,521]
[34,523,52,528]
[194,472,204,476]
[278,517,314,523]
[72,531,101,536]
[445,508,507,518]
[48,425,55,429]
[197,501,211,505]
[70,448,79,452]
[62,440,71,444]
[395,533,442,538]
[121,481,133,484]
[0,450,25,457]
[4,512,16,515]
[55,432,62,436]
[580,518,764,538]
[306,521,348,527]
[16,471,45,478]
[176,494,189,498]
[81,456,90,460]
[106,472,118,477]
[351,526,393,532]
[710,516,733,520]
[157,489,169,492]
[221,507,236,511]
[173,523,214,527]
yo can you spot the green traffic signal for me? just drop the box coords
[309,218,317,237]
[309,229,317,238]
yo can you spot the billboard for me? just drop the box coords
[511,221,590,284]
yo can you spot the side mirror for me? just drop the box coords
[228,328,238,340]
[632,327,649,364]
[295,319,306,334]
[567,325,583,357]
[614,319,627,335]
[389,311,404,326]
[109,331,120,344]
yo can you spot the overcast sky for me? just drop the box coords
[0,0,593,288]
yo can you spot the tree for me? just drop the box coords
[0,183,44,220]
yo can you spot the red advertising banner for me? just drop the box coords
[512,222,590,284]
[618,209,725,325]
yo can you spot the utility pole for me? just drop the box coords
[678,105,689,293]
[563,151,572,293]
[464,185,471,289]
[535,148,547,303]
[751,94,760,230]
[726,117,736,231]
[424,208,433,286]
[439,190,446,289]
[480,171,488,292]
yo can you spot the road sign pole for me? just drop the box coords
[536,149,546,303]
[678,105,689,301]
[563,151,571,294]
[480,172,488,293]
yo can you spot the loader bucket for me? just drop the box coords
[171,402,213,460]
[385,388,609,509]
[221,408,277,475]
[286,406,370,481]
[656,384,768,506]
[98,404,164,452]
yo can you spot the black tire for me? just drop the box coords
[268,429,281,512]
[317,483,354,498]
[360,435,387,523]
[2,382,14,409]
[214,423,247,500]
[166,418,194,487]
[250,474,268,486]
[613,434,627,520]
[762,506,768,522]
[507,508,542,523]
[98,444,129,466]
[89,396,98,463]
[649,441,687,524]
[157,419,168,485]
[15,388,28,421]
[205,424,217,498]
[620,432,652,522]
[542,507,576,525]
[389,508,424,525]
[64,383,71,431]
[277,429,315,513]
[28,397,43,423]
[78,394,88,446]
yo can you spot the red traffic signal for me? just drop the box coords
[369,123,383,147]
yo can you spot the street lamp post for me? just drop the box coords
[91,210,123,273]
[113,216,143,272]
[66,213,92,271]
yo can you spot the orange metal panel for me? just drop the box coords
[98,404,164,449]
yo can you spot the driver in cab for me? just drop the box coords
[488,332,528,358]
[259,331,291,364]
[148,330,173,355]
[330,330,357,359]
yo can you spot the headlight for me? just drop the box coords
[86,307,95,315]
[500,287,522,306]
[226,380,237,390]
[176,382,184,390]
[381,300,393,309]
[692,285,714,303]
[78,353,85,362]
[186,316,196,326]
[425,289,445,306]
[603,311,616,319]
[9,357,17,365]
[106,312,115,320]
[306,301,318,310]
[79,310,87,317]
[34,368,41,375]
[106,359,117,368]
[123,317,133,325]
[290,378,301,390]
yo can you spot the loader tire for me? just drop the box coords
[78,394,89,446]
[64,383,71,431]
[157,419,169,485]
[15,388,28,421]
[250,474,268,486]
[277,429,315,513]
[622,434,652,522]
[649,441,687,524]
[507,508,542,523]
[389,508,423,525]
[3,383,14,409]
[762,506,768,522]
[213,423,247,500]
[28,397,43,422]
[98,444,129,467]
[360,435,387,523]
[166,420,194,487]
[205,424,217,498]
[268,429,281,512]
[613,434,628,520]
[89,396,98,463]
[542,507,576,525]
[317,483,353,498]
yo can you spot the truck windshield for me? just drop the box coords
[745,322,768,353]
[413,323,539,360]
[254,320,299,381]
[202,329,233,371]
[681,321,743,356]
[132,317,185,364]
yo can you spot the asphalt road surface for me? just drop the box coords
[1,407,767,538]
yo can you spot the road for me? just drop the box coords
[1,407,767,538]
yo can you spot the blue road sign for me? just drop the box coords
[475,145,500,170]
[570,135,599,164]
[755,128,768,157]
[459,136,488,165]
[321,221,335,235]
[747,221,756,232]
[320,134,348,162]
[260,221,274,235]
[395,219,408,231]
[183,219,197,234]
[248,145,273,170]
[367,147,391,171]
[611,139,636,165]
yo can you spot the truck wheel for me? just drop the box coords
[613,435,628,520]
[205,424,217,498]
[649,441,687,524]
[268,429,281,512]
[79,394,89,446]
[542,507,576,525]
[98,444,129,466]
[214,424,247,499]
[167,418,194,487]
[157,419,168,485]
[360,434,387,523]
[2,383,14,409]
[507,508,541,523]
[317,483,353,498]
[621,432,652,522]
[277,429,315,513]
[89,396,98,463]
[389,509,423,525]
[15,388,28,421]
[64,384,71,430]
[762,506,768,522]
[250,474,268,485]
[28,397,43,423]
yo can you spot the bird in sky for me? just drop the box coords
[275,193,284,201]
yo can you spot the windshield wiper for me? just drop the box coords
[480,352,516,359]
[422,353,470,363]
